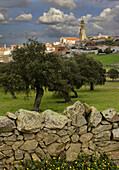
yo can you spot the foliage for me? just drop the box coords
[12,153,119,170]
[98,49,103,53]
[74,53,106,90]
[107,68,119,80]
[104,48,112,54]
[8,38,69,111]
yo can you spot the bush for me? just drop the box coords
[12,153,119,170]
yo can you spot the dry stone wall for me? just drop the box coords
[0,101,119,169]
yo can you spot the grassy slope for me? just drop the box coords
[90,53,119,65]
[0,82,119,116]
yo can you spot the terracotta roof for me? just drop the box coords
[61,37,79,40]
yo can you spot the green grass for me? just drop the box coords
[0,82,119,116]
[90,53,119,65]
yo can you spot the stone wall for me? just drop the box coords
[0,101,119,169]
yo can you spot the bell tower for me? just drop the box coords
[79,17,87,41]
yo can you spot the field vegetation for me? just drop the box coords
[0,82,119,116]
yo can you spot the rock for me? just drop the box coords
[79,133,93,143]
[79,126,87,135]
[39,141,46,148]
[36,132,48,141]
[101,121,111,125]
[0,116,16,132]
[57,130,67,136]
[31,153,40,161]
[64,101,87,127]
[71,134,79,143]
[15,109,44,133]
[93,131,111,142]
[88,107,102,127]
[5,141,14,146]
[84,103,91,115]
[24,152,31,161]
[64,101,85,117]
[107,151,119,160]
[102,108,119,122]
[0,152,5,159]
[113,123,118,129]
[17,135,23,140]
[66,143,81,161]
[47,143,65,156]
[6,112,17,120]
[43,134,59,145]
[35,147,45,159]
[6,156,14,164]
[2,150,14,157]
[15,149,23,160]
[0,132,13,137]
[88,141,96,150]
[67,126,76,135]
[95,141,117,147]
[42,110,68,129]
[92,125,112,134]
[0,144,12,151]
[14,129,19,136]
[99,143,119,152]
[23,133,35,140]
[57,136,70,143]
[112,128,119,140]
[4,134,16,141]
[82,142,88,148]
[12,140,24,150]
[20,139,38,151]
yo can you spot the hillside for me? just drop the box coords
[90,53,119,65]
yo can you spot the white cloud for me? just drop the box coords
[2,20,10,24]
[0,13,5,20]
[44,0,76,10]
[15,13,32,22]
[0,34,3,38]
[36,8,78,25]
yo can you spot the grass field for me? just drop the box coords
[0,82,119,116]
[90,53,119,65]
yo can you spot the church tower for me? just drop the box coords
[79,17,87,41]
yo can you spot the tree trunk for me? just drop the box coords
[64,92,72,103]
[90,82,94,90]
[33,87,44,112]
[72,88,78,98]
[9,90,17,99]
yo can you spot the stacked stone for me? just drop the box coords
[0,101,119,169]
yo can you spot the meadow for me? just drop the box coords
[91,53,119,65]
[0,82,119,115]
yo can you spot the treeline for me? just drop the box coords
[0,39,106,112]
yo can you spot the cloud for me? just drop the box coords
[14,13,33,22]
[0,13,5,20]
[23,31,40,37]
[0,34,3,38]
[1,20,10,24]
[0,0,31,8]
[44,0,76,10]
[36,8,78,25]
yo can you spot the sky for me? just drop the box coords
[0,0,119,46]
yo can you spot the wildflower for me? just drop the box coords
[20,165,23,168]
[57,167,60,170]
[39,159,41,162]
[11,162,13,164]
[21,160,23,162]
[53,157,56,159]
[58,157,60,159]
[34,159,36,161]
[70,166,72,169]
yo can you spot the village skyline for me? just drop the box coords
[0,0,119,46]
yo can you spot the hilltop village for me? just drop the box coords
[0,18,119,63]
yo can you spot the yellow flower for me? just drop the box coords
[34,159,36,161]
[11,162,13,164]
[20,165,23,168]
[21,160,23,162]
[70,166,72,169]
[57,167,60,170]
[32,156,34,159]
[58,157,60,159]
[39,159,41,162]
